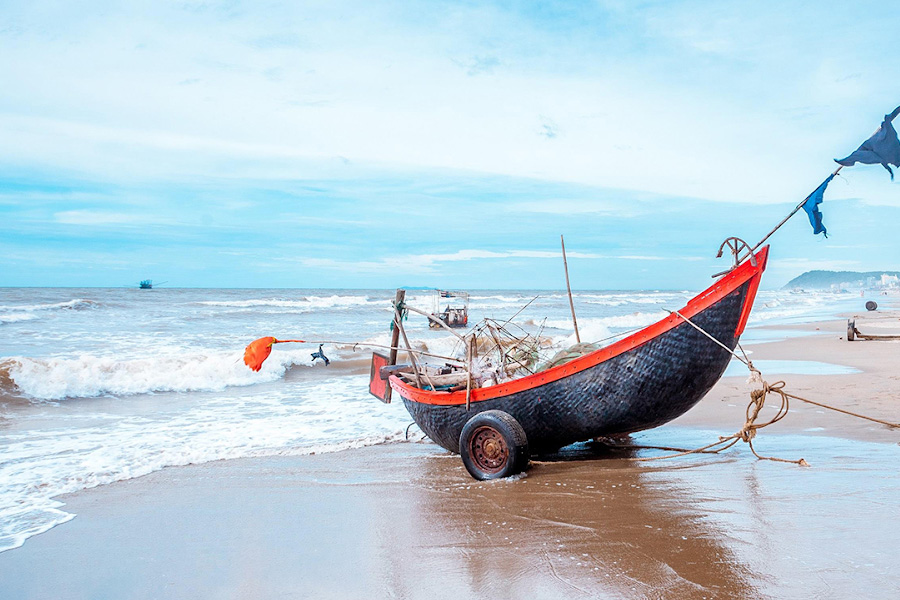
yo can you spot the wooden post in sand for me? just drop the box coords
[384,289,405,403]
[561,235,581,344]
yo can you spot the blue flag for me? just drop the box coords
[835,106,900,179]
[802,174,834,237]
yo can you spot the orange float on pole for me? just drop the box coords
[243,336,305,371]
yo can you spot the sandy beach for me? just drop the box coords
[1,309,898,600]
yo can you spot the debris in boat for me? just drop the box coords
[311,344,330,366]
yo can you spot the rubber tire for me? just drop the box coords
[866,301,877,311]
[459,410,529,480]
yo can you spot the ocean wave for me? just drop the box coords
[468,295,528,303]
[0,313,39,324]
[526,311,666,333]
[197,295,373,311]
[0,345,371,401]
[0,299,99,326]
[0,380,412,552]
[0,299,99,312]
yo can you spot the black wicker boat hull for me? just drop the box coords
[391,247,768,454]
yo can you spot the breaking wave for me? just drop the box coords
[527,311,667,333]
[0,346,371,402]
[0,299,99,324]
[0,313,39,324]
[198,295,373,311]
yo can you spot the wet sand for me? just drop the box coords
[2,311,899,599]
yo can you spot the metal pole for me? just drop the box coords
[561,235,581,344]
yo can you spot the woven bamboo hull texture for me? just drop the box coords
[402,283,749,454]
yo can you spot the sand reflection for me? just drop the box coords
[396,428,899,599]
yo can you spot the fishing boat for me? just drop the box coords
[429,290,469,328]
[369,245,769,480]
[139,280,166,289]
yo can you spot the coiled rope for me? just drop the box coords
[617,311,899,466]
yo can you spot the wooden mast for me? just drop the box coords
[561,235,581,344]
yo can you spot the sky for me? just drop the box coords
[1,0,899,289]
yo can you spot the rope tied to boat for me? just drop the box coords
[620,312,899,466]
[626,376,808,466]
[390,300,408,331]
[736,378,809,466]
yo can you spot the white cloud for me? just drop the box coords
[53,210,177,227]
[294,248,699,275]
[2,1,896,205]
[54,210,142,226]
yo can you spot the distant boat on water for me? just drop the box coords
[139,280,166,289]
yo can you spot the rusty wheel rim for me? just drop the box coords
[469,425,509,474]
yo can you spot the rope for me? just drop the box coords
[390,300,408,331]
[783,389,899,429]
[620,312,899,467]
[625,379,808,466]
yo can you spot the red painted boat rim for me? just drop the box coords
[391,246,769,407]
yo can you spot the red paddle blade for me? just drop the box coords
[243,336,278,372]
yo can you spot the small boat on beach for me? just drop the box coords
[370,245,769,479]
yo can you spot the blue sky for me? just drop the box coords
[1,0,899,289]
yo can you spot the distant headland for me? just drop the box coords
[784,270,900,291]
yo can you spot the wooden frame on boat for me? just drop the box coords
[373,246,769,478]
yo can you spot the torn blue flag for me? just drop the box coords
[802,174,834,237]
[835,105,900,179]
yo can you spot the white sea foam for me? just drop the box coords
[468,295,528,304]
[2,347,318,401]
[0,378,412,552]
[558,320,615,347]
[198,295,372,311]
[0,313,39,324]
[0,299,97,324]
[0,298,97,312]
[529,312,666,334]
[749,291,858,325]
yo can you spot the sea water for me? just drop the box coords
[0,286,867,551]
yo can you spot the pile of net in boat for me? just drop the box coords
[393,318,604,391]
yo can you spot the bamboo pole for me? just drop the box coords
[384,289,405,403]
[393,306,425,389]
[401,304,467,342]
[465,334,473,410]
[561,235,581,344]
[740,165,843,263]
[391,305,440,391]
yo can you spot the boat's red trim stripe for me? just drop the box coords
[391,246,769,407]
[735,249,767,336]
